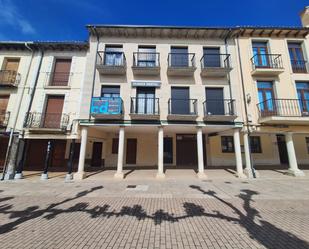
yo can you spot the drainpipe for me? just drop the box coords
[224,29,233,101]
[235,34,256,178]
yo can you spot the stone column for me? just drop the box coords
[74,127,88,180]
[65,139,75,181]
[41,140,52,180]
[4,133,19,180]
[233,129,246,178]
[114,126,125,179]
[14,139,27,179]
[285,133,305,177]
[197,127,206,179]
[156,126,165,179]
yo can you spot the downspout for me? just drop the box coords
[235,33,256,178]
[224,29,233,100]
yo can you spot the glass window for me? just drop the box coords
[101,86,120,98]
[137,46,156,67]
[288,43,306,73]
[257,81,275,113]
[112,138,118,154]
[104,45,123,66]
[221,136,234,153]
[250,136,262,153]
[252,42,269,67]
[296,82,309,112]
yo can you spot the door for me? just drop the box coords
[0,96,9,125]
[50,140,66,169]
[276,135,289,165]
[105,46,123,66]
[138,47,156,67]
[43,96,64,128]
[171,47,188,67]
[164,137,173,164]
[2,58,19,83]
[288,43,306,73]
[25,140,47,170]
[126,139,137,164]
[296,82,309,115]
[91,142,102,167]
[0,137,9,168]
[51,58,71,86]
[176,134,198,166]
[203,47,221,67]
[205,88,224,115]
[257,81,276,116]
[171,87,190,114]
[136,87,155,114]
[252,42,269,67]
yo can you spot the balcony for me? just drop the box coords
[132,52,160,75]
[257,98,309,124]
[291,60,308,74]
[0,70,20,87]
[130,97,160,120]
[200,54,232,77]
[167,99,198,121]
[0,111,10,128]
[90,97,123,119]
[167,53,196,76]
[24,112,69,133]
[45,72,72,88]
[203,99,236,121]
[96,51,126,75]
[251,54,284,76]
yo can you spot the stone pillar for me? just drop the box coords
[156,126,165,179]
[41,140,52,180]
[74,127,88,180]
[285,133,305,177]
[233,129,246,178]
[65,139,75,181]
[114,126,125,179]
[197,127,206,179]
[4,133,19,180]
[14,139,28,179]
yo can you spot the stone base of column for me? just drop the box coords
[40,173,48,180]
[197,172,207,179]
[14,173,24,180]
[286,169,305,177]
[114,172,124,179]
[156,172,165,179]
[4,173,15,180]
[244,168,259,178]
[65,173,73,182]
[236,172,247,179]
[73,171,86,180]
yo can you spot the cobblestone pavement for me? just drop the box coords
[0,175,309,249]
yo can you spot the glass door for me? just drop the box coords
[252,42,269,68]
[257,81,276,116]
[136,87,155,114]
[296,82,309,114]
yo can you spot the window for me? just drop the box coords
[203,47,221,67]
[104,45,123,66]
[101,86,120,98]
[257,81,275,114]
[51,58,72,86]
[112,138,118,154]
[250,136,262,153]
[137,46,156,67]
[306,137,309,154]
[252,42,269,67]
[221,136,234,153]
[296,82,309,113]
[170,47,188,67]
[288,43,306,73]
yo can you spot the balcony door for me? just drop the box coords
[205,88,224,115]
[137,47,156,67]
[43,95,64,128]
[104,46,123,66]
[252,42,269,67]
[136,87,155,114]
[171,87,190,114]
[203,47,221,67]
[257,81,275,116]
[288,43,306,73]
[171,47,188,67]
[296,82,309,114]
[0,95,9,125]
[51,58,71,86]
[2,58,19,83]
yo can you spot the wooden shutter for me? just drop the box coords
[0,96,9,112]
[51,59,71,86]
[43,96,64,128]
[2,58,19,84]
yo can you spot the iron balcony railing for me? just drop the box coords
[201,54,231,69]
[168,98,198,115]
[24,112,69,130]
[290,60,308,73]
[203,99,235,116]
[168,53,196,68]
[130,97,159,115]
[97,51,126,67]
[90,97,123,115]
[133,52,160,67]
[0,70,20,86]
[251,54,283,70]
[0,111,10,128]
[257,98,309,118]
[47,72,72,86]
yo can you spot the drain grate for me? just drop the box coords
[126,185,137,189]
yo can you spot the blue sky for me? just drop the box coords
[0,0,308,41]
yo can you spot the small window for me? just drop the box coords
[112,138,119,154]
[221,136,234,153]
[101,86,120,98]
[306,137,309,154]
[250,136,262,153]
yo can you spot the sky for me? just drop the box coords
[0,0,308,41]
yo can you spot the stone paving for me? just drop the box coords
[0,170,309,249]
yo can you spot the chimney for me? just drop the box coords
[300,6,309,27]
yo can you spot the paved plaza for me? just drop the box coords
[0,169,309,249]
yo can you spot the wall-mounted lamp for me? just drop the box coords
[246,93,251,104]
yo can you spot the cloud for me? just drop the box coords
[0,0,36,35]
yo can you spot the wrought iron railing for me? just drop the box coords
[201,54,231,69]
[0,70,20,86]
[203,99,235,116]
[168,53,196,68]
[97,51,126,67]
[257,98,309,118]
[168,98,197,115]
[130,97,159,115]
[24,112,69,130]
[0,111,10,128]
[290,60,308,73]
[47,72,72,86]
[91,97,123,115]
[251,54,283,70]
[133,52,160,67]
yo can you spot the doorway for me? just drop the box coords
[205,88,224,115]
[176,134,198,166]
[91,142,103,167]
[126,139,137,164]
[276,135,289,166]
[171,87,190,114]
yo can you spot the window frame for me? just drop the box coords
[250,136,262,154]
[221,136,234,153]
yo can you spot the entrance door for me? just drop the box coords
[171,87,190,114]
[126,139,137,164]
[205,88,224,115]
[25,140,47,170]
[276,135,289,165]
[164,137,173,164]
[176,134,198,166]
[91,142,102,167]
[43,95,64,128]
[50,140,66,169]
[0,137,9,168]
[136,87,155,114]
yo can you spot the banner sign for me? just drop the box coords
[91,97,122,115]
[131,81,161,88]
